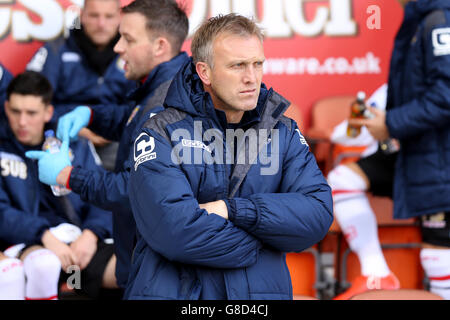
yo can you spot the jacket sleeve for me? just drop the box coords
[0,64,13,118]
[79,201,113,240]
[69,166,130,211]
[26,43,77,121]
[129,128,262,269]
[0,64,12,100]
[0,179,50,245]
[27,43,61,99]
[87,103,135,141]
[225,122,333,253]
[68,109,156,210]
[71,139,113,239]
[386,19,450,139]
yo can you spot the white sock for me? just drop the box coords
[421,248,450,300]
[0,258,25,300]
[328,165,391,277]
[23,249,61,300]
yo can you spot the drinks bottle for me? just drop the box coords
[346,91,368,137]
[347,91,400,153]
[42,130,71,196]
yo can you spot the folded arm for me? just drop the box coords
[129,129,262,269]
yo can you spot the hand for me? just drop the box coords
[25,139,72,186]
[199,200,229,220]
[41,230,78,272]
[69,229,98,270]
[56,166,73,188]
[348,106,390,141]
[78,128,111,147]
[57,106,92,142]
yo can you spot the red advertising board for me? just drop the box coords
[0,0,403,130]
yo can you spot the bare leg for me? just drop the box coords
[102,255,118,289]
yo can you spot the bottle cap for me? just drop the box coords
[44,129,55,138]
[356,91,366,101]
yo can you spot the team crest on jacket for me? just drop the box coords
[432,28,450,56]
[134,133,156,171]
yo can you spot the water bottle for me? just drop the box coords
[42,130,71,196]
[346,91,369,138]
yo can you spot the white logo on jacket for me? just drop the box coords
[26,47,48,72]
[432,28,450,56]
[295,129,308,146]
[181,139,212,153]
[62,52,81,63]
[0,152,27,180]
[134,133,156,171]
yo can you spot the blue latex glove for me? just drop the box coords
[25,139,72,186]
[56,106,92,142]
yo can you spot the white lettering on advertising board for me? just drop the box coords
[0,0,357,42]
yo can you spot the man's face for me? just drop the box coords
[80,0,120,48]
[4,94,53,146]
[114,12,157,80]
[202,34,265,123]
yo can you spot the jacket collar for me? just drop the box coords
[127,52,189,104]
[414,0,450,14]
[399,0,450,38]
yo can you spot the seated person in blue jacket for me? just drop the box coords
[123,13,333,300]
[26,0,135,171]
[0,63,13,118]
[0,71,116,300]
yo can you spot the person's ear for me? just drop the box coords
[44,104,54,123]
[153,37,170,58]
[196,62,212,86]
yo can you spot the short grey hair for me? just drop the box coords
[191,13,264,67]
